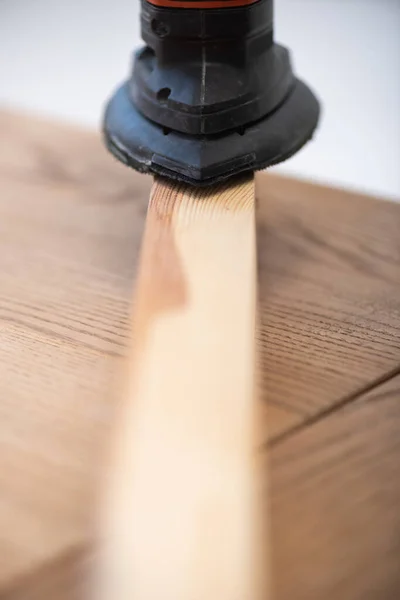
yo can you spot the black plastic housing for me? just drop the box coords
[104,0,321,186]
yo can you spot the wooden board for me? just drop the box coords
[97,176,264,600]
[0,110,399,598]
[1,546,90,600]
[4,380,400,600]
[256,175,400,421]
[270,374,400,600]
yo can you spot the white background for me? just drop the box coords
[0,0,399,199]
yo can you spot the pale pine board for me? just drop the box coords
[97,176,266,600]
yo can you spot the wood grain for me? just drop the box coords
[97,175,266,600]
[0,110,399,598]
[270,374,400,600]
[1,546,90,600]
[256,175,400,421]
[0,113,151,587]
[4,377,400,600]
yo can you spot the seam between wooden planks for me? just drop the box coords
[5,366,400,597]
[264,362,400,449]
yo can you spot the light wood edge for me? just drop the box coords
[95,174,269,600]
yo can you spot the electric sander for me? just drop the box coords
[104,0,320,186]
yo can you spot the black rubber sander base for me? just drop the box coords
[104,78,319,187]
[104,0,320,186]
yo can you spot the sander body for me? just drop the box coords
[104,0,320,186]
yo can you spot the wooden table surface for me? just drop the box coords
[0,110,399,599]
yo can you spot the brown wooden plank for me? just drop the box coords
[0,113,151,586]
[1,546,89,600]
[270,373,400,600]
[0,324,113,584]
[0,109,399,592]
[256,175,400,419]
[5,374,400,600]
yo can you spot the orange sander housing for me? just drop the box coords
[103,0,320,186]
